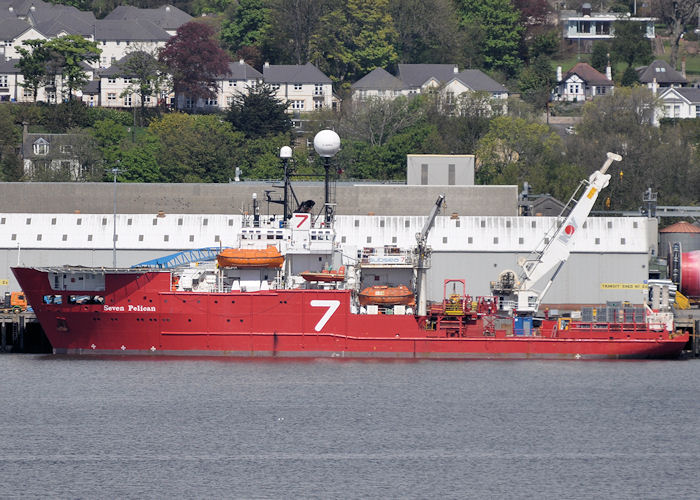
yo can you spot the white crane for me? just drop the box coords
[510,152,622,313]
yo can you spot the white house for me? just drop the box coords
[351,64,508,105]
[656,87,700,122]
[262,62,336,113]
[94,20,170,69]
[554,62,614,102]
[560,4,655,42]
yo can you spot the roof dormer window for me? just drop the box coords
[33,138,49,155]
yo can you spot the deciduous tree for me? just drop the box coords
[310,0,398,85]
[455,0,523,77]
[159,21,230,104]
[44,35,101,100]
[117,48,170,124]
[16,40,50,102]
[652,0,699,68]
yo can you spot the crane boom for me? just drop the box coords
[415,194,445,316]
[515,152,622,312]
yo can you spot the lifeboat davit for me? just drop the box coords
[216,245,284,268]
[358,285,415,306]
[300,266,346,282]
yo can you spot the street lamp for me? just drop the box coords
[313,130,341,224]
[279,145,292,221]
[111,162,121,268]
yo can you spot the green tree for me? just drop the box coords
[16,39,50,102]
[0,105,22,181]
[147,113,245,182]
[455,0,523,76]
[338,95,424,147]
[620,65,639,86]
[519,55,555,109]
[475,115,569,196]
[310,0,399,85]
[226,82,291,139]
[590,41,612,74]
[389,0,464,64]
[117,49,170,124]
[220,0,272,55]
[267,0,330,64]
[611,21,652,68]
[44,35,101,100]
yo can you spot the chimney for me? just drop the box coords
[606,53,612,80]
[239,58,244,65]
[652,77,657,95]
[453,65,458,74]
[22,121,28,141]
[264,61,269,68]
[681,57,686,79]
[556,66,562,82]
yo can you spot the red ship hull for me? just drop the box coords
[13,268,689,360]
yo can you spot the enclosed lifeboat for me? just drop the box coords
[300,266,346,282]
[216,245,284,268]
[358,285,415,306]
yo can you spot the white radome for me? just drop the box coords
[313,130,341,157]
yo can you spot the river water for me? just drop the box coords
[1,355,698,499]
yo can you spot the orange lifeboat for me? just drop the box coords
[300,266,346,282]
[216,245,284,268]
[358,285,415,306]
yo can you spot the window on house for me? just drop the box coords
[108,77,116,84]
[314,84,323,95]
[107,93,116,102]
[205,98,218,106]
[294,83,302,90]
[60,145,72,154]
[185,98,194,108]
[226,96,233,106]
[421,164,428,185]
[33,141,48,155]
[314,100,324,110]
[291,100,304,110]
[124,78,131,84]
[271,84,280,90]
[0,75,7,87]
[124,94,132,106]
[448,164,455,185]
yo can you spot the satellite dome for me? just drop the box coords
[313,130,341,157]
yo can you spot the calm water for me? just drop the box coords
[1,355,699,499]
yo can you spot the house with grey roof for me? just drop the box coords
[174,59,261,111]
[351,64,508,106]
[0,56,92,103]
[262,62,336,113]
[103,5,191,36]
[21,129,94,180]
[94,52,171,109]
[656,87,700,123]
[94,19,170,69]
[351,67,408,100]
[0,18,45,59]
[637,60,687,91]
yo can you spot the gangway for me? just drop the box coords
[132,247,229,269]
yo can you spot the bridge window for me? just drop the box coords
[519,237,524,244]
[127,218,132,225]
[26,218,31,225]
[77,218,82,225]
[215,235,220,242]
[139,235,144,242]
[164,235,169,242]
[0,217,4,224]
[102,218,107,225]
[620,238,626,245]
[37,234,42,241]
[380,219,385,228]
[153,219,158,225]
[88,235,93,241]
[405,220,410,228]
[178,218,183,226]
[392,236,397,243]
[203,219,209,226]
[52,218,57,225]
[595,238,600,245]
[341,236,346,243]
[493,237,498,244]
[189,235,194,242]
[62,234,67,241]
[531,221,536,228]
[468,237,473,244]
[607,221,612,228]
[354,220,359,227]
[366,236,372,243]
